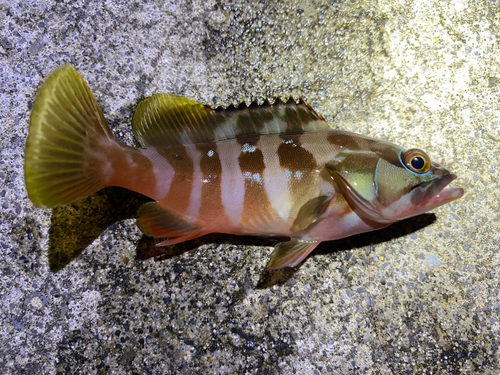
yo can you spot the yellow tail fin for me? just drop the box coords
[25,65,115,208]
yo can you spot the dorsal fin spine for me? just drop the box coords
[132,94,330,148]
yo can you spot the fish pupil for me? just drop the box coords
[411,156,425,170]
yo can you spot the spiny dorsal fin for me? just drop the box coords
[132,94,329,148]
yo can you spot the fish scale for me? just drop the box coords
[24,65,464,270]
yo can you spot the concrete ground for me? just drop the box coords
[1,0,499,373]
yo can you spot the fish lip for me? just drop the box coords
[432,177,465,202]
[413,173,464,209]
[431,173,457,195]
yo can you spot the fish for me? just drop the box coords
[24,65,464,269]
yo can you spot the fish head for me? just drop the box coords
[326,143,464,227]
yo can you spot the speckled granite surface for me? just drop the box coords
[1,0,499,374]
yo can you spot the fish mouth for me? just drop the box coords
[410,173,464,210]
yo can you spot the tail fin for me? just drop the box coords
[25,65,115,208]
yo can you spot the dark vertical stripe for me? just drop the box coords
[235,107,259,136]
[160,145,194,214]
[277,136,317,171]
[238,148,265,174]
[238,145,279,229]
[247,102,275,131]
[197,143,229,222]
[295,103,319,126]
[327,132,364,150]
[276,135,320,220]
[198,143,222,176]
[283,105,303,133]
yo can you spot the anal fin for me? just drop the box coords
[137,202,201,246]
[266,239,319,269]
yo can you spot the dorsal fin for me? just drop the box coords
[132,94,329,147]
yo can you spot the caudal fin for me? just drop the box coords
[25,65,116,208]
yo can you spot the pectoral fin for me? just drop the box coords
[291,193,334,232]
[137,202,202,246]
[266,240,319,269]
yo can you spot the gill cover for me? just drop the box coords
[325,150,393,228]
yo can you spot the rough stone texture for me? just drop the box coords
[1,0,499,374]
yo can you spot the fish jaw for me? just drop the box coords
[380,174,464,221]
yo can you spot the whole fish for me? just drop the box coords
[24,65,464,269]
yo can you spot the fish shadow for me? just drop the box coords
[48,188,151,272]
[48,188,282,272]
[48,188,436,288]
[256,213,436,288]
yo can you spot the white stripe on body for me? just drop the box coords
[144,147,174,200]
[258,135,291,222]
[97,137,117,185]
[185,145,203,220]
[219,139,245,225]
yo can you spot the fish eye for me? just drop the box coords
[402,149,432,174]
